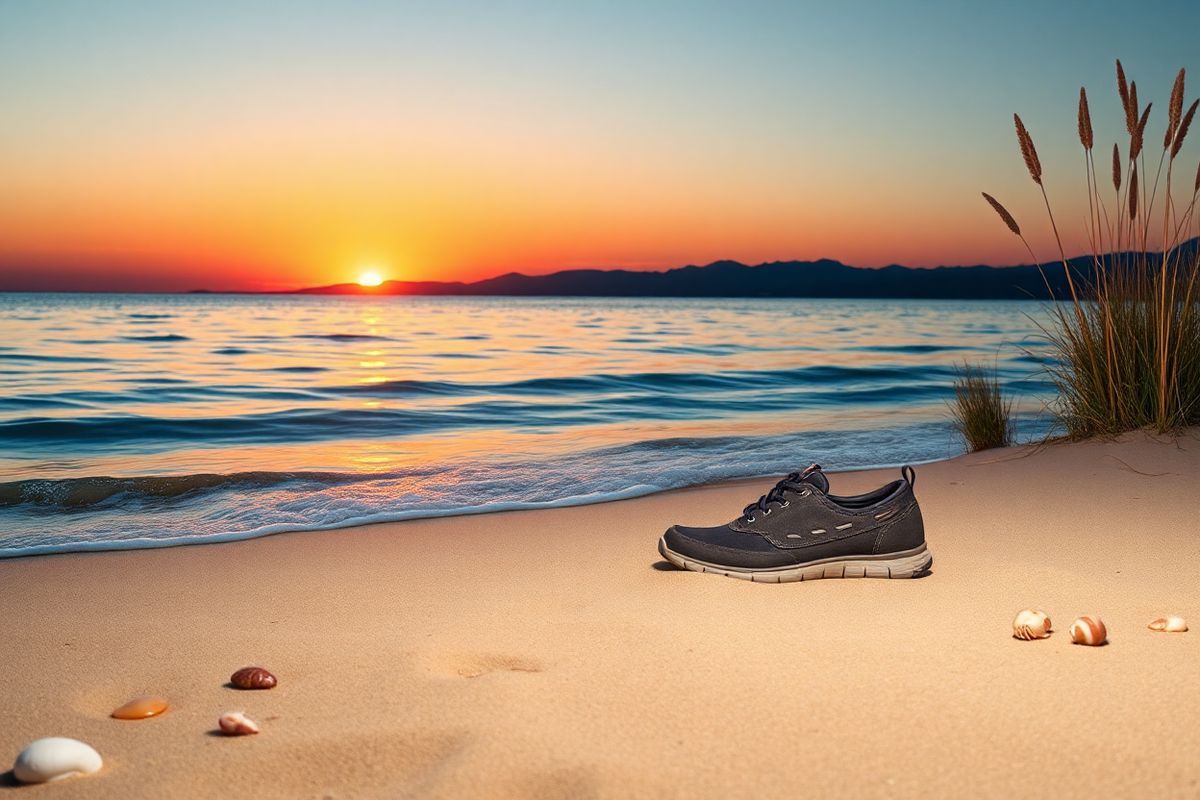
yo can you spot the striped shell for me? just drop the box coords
[1069,615,1107,646]
[1148,615,1187,632]
[230,666,277,690]
[218,711,259,736]
[1012,609,1052,640]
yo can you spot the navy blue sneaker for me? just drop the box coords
[658,465,931,582]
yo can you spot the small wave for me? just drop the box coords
[0,352,109,363]
[122,334,190,342]
[0,407,474,446]
[294,334,392,341]
[848,343,972,354]
[0,471,361,509]
[127,313,175,319]
[0,396,92,411]
[329,363,962,399]
[213,347,253,355]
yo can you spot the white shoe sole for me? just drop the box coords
[657,538,933,583]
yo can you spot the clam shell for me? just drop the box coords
[1148,615,1187,632]
[1069,615,1107,646]
[218,711,259,736]
[12,737,103,784]
[230,666,277,690]
[111,696,169,720]
[1012,609,1052,640]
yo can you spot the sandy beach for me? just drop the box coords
[2,431,1198,799]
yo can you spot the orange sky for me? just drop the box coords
[1,3,1196,291]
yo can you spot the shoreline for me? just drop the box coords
[0,453,971,561]
[2,430,1198,798]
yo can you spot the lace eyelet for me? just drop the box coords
[781,500,790,508]
[764,508,772,516]
[745,516,755,524]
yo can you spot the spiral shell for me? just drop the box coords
[1069,615,1107,646]
[1012,609,1052,640]
[12,737,103,784]
[218,711,259,736]
[230,666,277,690]
[1148,615,1187,632]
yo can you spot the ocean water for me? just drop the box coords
[0,293,1057,557]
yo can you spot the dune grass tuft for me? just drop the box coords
[982,59,1200,437]
[949,363,1013,452]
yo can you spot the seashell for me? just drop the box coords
[1012,609,1052,640]
[230,666,276,690]
[111,696,169,719]
[1069,615,1107,646]
[12,737,103,784]
[218,711,259,736]
[1148,615,1188,632]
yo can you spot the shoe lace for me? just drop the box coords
[742,464,820,522]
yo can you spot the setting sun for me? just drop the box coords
[357,270,384,287]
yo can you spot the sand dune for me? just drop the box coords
[1,431,1198,798]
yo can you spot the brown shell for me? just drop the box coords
[111,696,169,719]
[230,666,277,690]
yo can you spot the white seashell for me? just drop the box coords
[1069,615,1107,646]
[1012,609,1052,640]
[218,711,259,736]
[1148,615,1188,632]
[12,737,103,784]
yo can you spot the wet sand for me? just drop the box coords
[1,431,1198,798]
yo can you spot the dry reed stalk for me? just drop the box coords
[1112,144,1121,190]
[1172,99,1199,159]
[981,193,1020,235]
[1166,68,1186,148]
[1130,162,1139,219]
[1117,60,1131,128]
[1078,87,1094,150]
[1129,82,1140,133]
[1014,114,1042,184]
[1132,104,1152,160]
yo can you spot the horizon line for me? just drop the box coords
[7,239,1196,295]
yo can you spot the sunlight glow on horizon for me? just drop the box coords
[357,270,384,287]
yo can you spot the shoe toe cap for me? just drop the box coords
[662,524,718,558]
[661,523,790,569]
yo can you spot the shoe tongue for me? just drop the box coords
[798,464,828,493]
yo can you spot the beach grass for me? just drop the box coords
[948,362,1013,451]
[983,60,1200,437]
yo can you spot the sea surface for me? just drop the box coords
[0,293,1057,557]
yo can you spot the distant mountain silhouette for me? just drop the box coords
[284,239,1199,300]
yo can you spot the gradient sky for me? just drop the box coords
[1,1,1198,291]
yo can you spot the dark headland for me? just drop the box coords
[286,241,1199,300]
